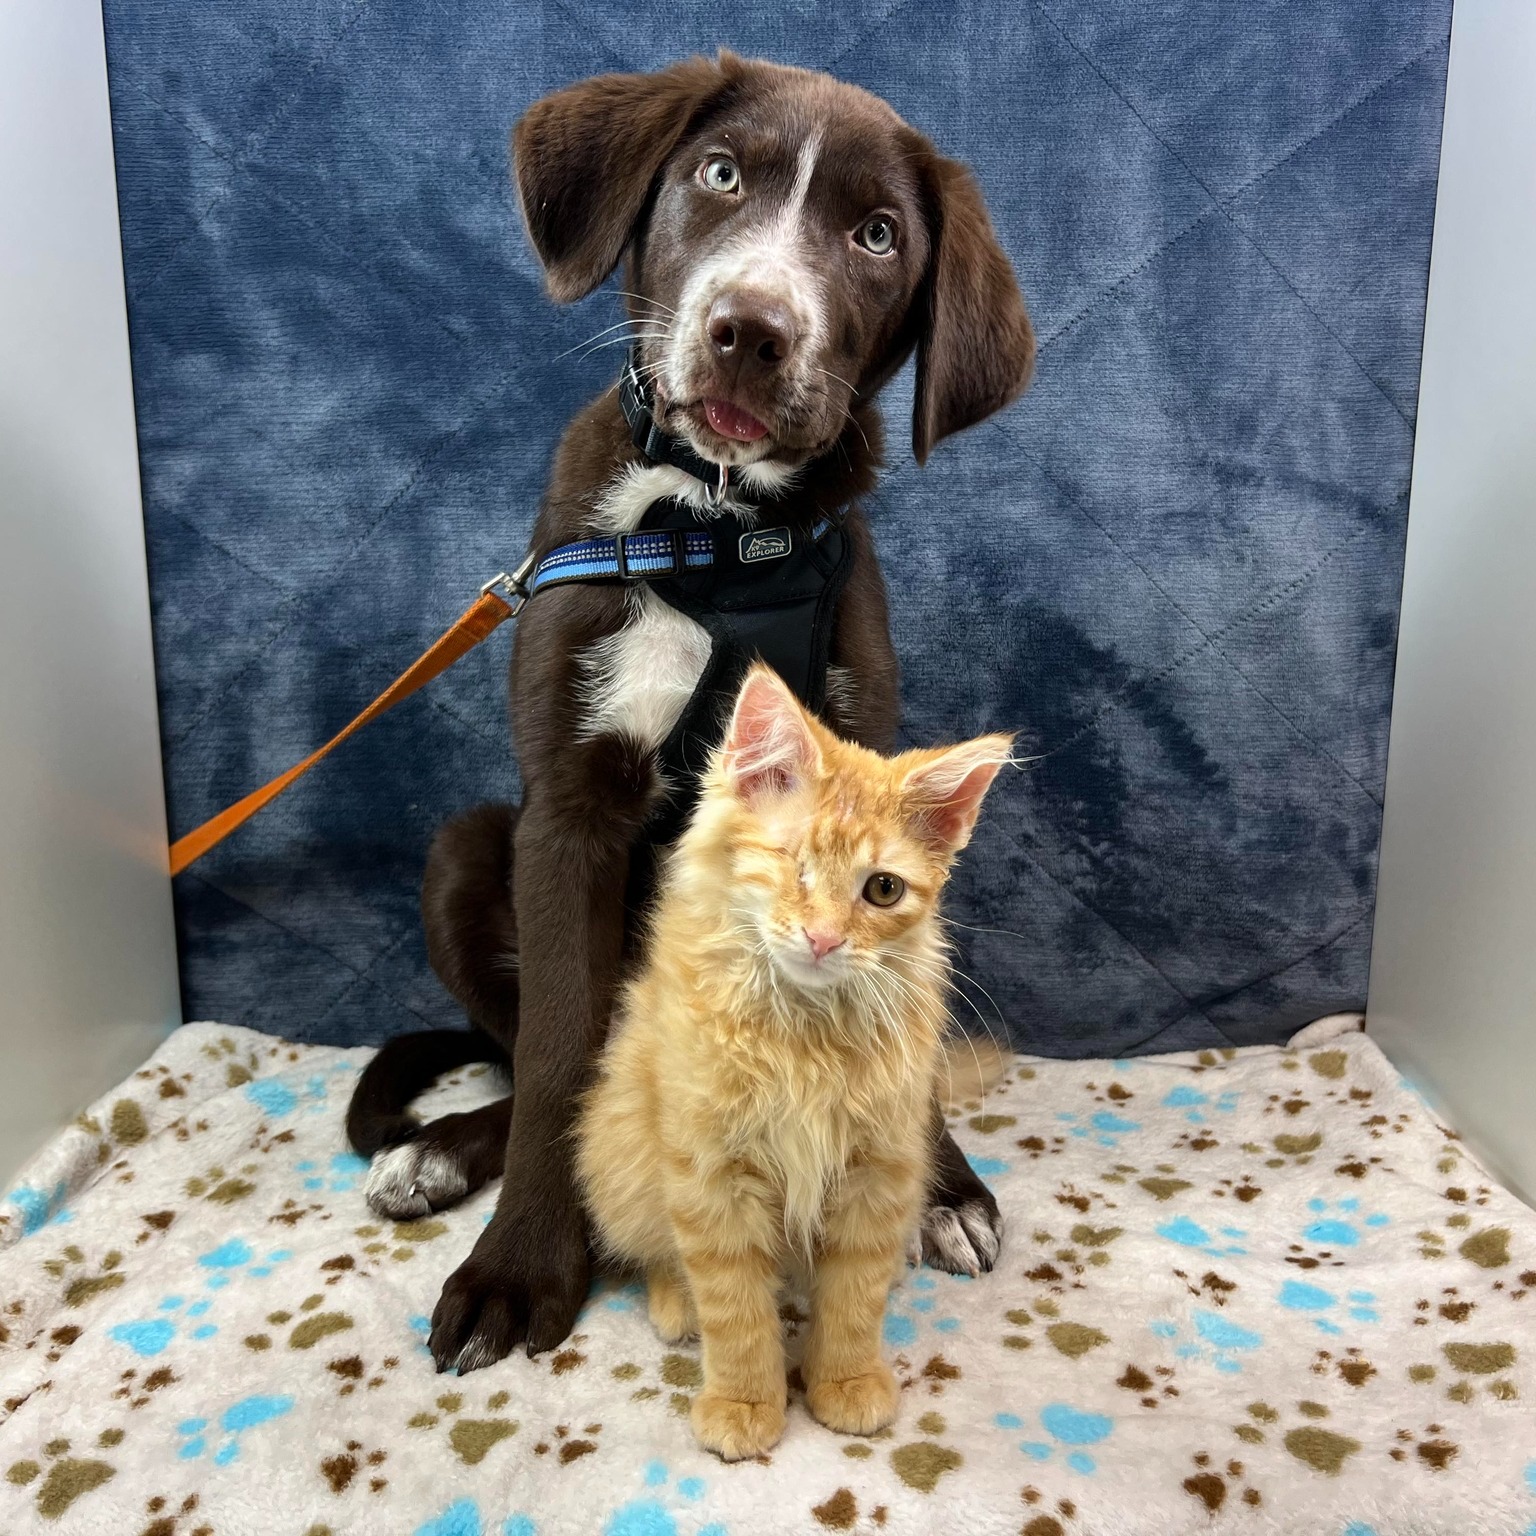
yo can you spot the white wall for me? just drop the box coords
[0,0,181,1178]
[1368,1,1536,1206]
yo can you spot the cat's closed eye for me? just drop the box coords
[862,872,905,907]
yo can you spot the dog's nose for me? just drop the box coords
[707,292,797,371]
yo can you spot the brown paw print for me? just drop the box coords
[1014,1133,1068,1161]
[531,1420,605,1466]
[41,1245,127,1308]
[5,1427,124,1520]
[888,1410,962,1494]
[1391,1422,1459,1471]
[1247,1400,1362,1475]
[181,1161,260,1206]
[111,1364,179,1409]
[1019,1485,1082,1536]
[318,1437,389,1494]
[1116,1360,1179,1409]
[409,1389,523,1467]
[1181,1451,1261,1514]
[1173,1268,1238,1306]
[322,1349,400,1396]
[1309,1347,1377,1388]
[138,1490,212,1536]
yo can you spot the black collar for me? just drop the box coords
[618,347,735,503]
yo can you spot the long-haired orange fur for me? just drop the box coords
[576,664,1012,1460]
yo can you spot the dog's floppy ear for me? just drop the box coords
[911,153,1035,465]
[513,55,735,304]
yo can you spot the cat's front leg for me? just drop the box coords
[675,1236,786,1461]
[801,1165,917,1436]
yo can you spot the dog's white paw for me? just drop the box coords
[918,1200,1003,1276]
[365,1141,470,1220]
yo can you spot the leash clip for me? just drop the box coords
[706,461,729,506]
[481,551,536,617]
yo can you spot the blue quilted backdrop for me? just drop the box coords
[104,1,1452,1053]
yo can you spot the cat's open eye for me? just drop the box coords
[700,156,740,194]
[863,871,905,907]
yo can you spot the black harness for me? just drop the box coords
[516,354,853,839]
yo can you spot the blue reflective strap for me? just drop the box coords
[525,517,835,598]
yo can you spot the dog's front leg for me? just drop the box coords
[428,771,641,1371]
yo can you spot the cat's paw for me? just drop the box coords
[691,1393,785,1461]
[646,1270,698,1344]
[806,1363,899,1436]
[918,1199,1003,1276]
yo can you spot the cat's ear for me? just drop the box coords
[903,733,1014,854]
[722,665,822,805]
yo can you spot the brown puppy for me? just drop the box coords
[344,52,1034,1373]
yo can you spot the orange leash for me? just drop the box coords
[168,570,530,876]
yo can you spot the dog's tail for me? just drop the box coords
[938,1032,1013,1112]
[345,1029,507,1158]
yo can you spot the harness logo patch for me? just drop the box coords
[739,527,793,564]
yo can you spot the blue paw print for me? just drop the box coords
[966,1154,1009,1178]
[5,1179,73,1237]
[295,1151,369,1193]
[110,1238,292,1355]
[604,1461,722,1536]
[1277,1280,1379,1334]
[579,1279,645,1322]
[885,1271,962,1345]
[413,1503,542,1536]
[1150,1310,1263,1374]
[177,1393,293,1465]
[1156,1216,1247,1257]
[1055,1110,1141,1149]
[1161,1085,1241,1124]
[997,1403,1114,1474]
[1302,1198,1389,1248]
[409,1314,434,1358]
[244,1061,351,1119]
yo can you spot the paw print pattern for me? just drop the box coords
[5,1428,125,1520]
[407,1388,522,1467]
[996,1403,1116,1475]
[1054,1110,1141,1149]
[884,1270,964,1346]
[1303,1198,1390,1247]
[1181,1451,1262,1513]
[1156,1216,1248,1258]
[601,1460,721,1536]
[295,1152,370,1193]
[1276,1280,1379,1334]
[1151,1310,1263,1375]
[1162,1085,1242,1124]
[108,1238,292,1356]
[177,1394,294,1466]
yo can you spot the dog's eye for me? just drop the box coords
[862,872,905,907]
[855,215,897,256]
[700,156,740,194]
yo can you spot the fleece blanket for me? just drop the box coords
[0,1017,1532,1535]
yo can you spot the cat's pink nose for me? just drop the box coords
[803,928,845,961]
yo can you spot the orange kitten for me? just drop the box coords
[576,664,1012,1460]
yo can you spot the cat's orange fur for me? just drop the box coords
[576,664,1012,1460]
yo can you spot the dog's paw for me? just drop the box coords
[918,1199,1003,1277]
[428,1211,589,1372]
[365,1140,469,1220]
[692,1392,785,1461]
[806,1364,899,1436]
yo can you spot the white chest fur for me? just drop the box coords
[574,459,806,750]
[576,587,713,750]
